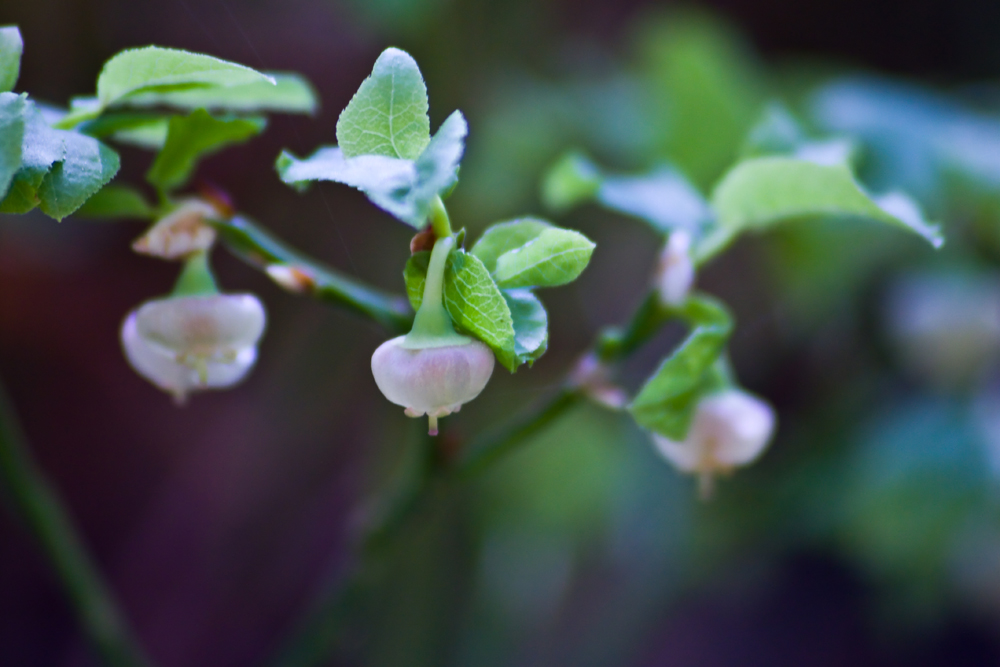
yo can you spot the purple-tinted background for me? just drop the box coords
[2,0,1000,665]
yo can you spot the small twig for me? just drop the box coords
[213,215,414,335]
[0,379,152,667]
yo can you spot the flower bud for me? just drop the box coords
[371,336,495,435]
[651,389,775,498]
[132,199,220,260]
[655,230,695,306]
[121,293,266,402]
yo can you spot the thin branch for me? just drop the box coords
[213,215,414,335]
[0,379,152,667]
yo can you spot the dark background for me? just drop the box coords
[3,0,1000,665]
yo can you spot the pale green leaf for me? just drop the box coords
[493,227,596,289]
[542,151,710,235]
[146,109,265,191]
[470,217,551,274]
[503,288,548,366]
[541,151,600,211]
[709,157,943,249]
[277,110,466,228]
[96,46,274,109]
[404,249,519,371]
[629,296,733,439]
[120,71,317,114]
[336,47,430,160]
[74,184,156,219]
[0,92,26,197]
[0,26,23,93]
[113,118,171,149]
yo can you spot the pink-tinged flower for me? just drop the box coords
[371,337,494,435]
[651,389,775,498]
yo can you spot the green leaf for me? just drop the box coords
[146,109,265,191]
[118,72,318,114]
[95,46,274,109]
[0,99,120,220]
[638,10,765,189]
[493,227,596,289]
[277,110,466,228]
[112,118,170,149]
[404,249,519,371]
[503,288,548,366]
[336,47,430,160]
[541,151,710,235]
[0,92,26,197]
[74,184,156,219]
[709,157,944,250]
[0,26,23,93]
[541,151,600,211]
[629,295,733,439]
[470,217,551,274]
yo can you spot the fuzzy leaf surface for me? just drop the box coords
[0,92,25,197]
[0,99,119,219]
[336,48,430,160]
[277,111,466,228]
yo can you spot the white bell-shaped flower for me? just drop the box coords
[651,389,775,497]
[655,230,695,306]
[371,235,495,435]
[371,336,494,429]
[121,293,266,402]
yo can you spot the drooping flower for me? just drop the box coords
[651,389,775,498]
[132,199,221,260]
[371,235,495,434]
[122,293,266,403]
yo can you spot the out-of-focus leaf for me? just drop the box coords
[278,111,466,228]
[629,295,733,439]
[336,47,430,160]
[493,227,596,289]
[810,77,1000,203]
[96,46,274,109]
[120,72,318,114]
[0,99,119,220]
[146,109,265,191]
[74,184,156,219]
[541,151,601,211]
[404,249,519,371]
[470,217,552,273]
[503,288,548,366]
[709,157,943,251]
[638,10,765,188]
[0,26,23,93]
[542,151,710,235]
[0,92,26,197]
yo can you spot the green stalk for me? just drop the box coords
[428,196,453,239]
[402,236,469,350]
[0,379,152,667]
[170,251,219,298]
